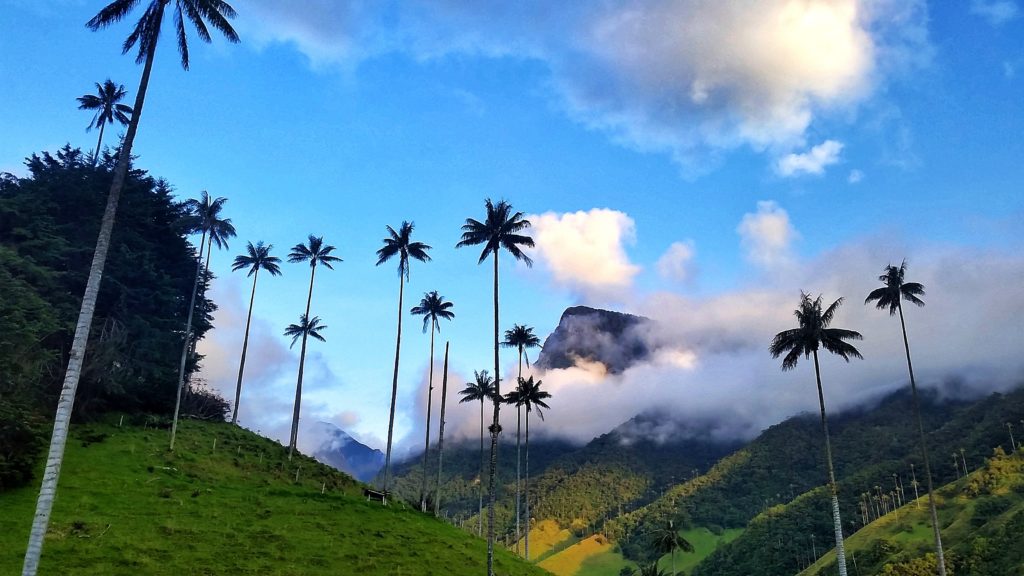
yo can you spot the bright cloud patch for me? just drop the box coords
[529,208,641,300]
[776,140,844,176]
[656,241,696,283]
[240,1,930,173]
[737,201,799,269]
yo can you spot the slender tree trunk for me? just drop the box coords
[515,348,523,555]
[93,121,106,165]
[487,248,500,576]
[383,275,405,493]
[525,403,531,560]
[434,341,449,516]
[231,269,259,424]
[22,21,161,575]
[170,228,207,451]
[811,350,848,576]
[898,303,946,576]
[288,264,317,459]
[420,326,436,511]
[479,399,484,537]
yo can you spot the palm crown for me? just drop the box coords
[770,292,864,370]
[865,260,925,315]
[288,235,342,269]
[508,376,551,420]
[410,291,455,334]
[460,370,497,404]
[456,199,535,264]
[77,79,133,132]
[185,191,236,250]
[376,221,431,279]
[502,324,542,367]
[284,315,327,349]
[87,0,239,70]
[231,241,282,277]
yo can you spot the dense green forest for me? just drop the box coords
[0,146,219,490]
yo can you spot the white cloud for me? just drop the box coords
[737,201,799,269]
[776,140,845,177]
[971,0,1020,25]
[528,208,642,301]
[656,241,697,283]
[520,244,1024,444]
[238,1,930,174]
[848,169,865,183]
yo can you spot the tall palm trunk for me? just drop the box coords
[289,264,317,459]
[170,227,208,449]
[525,400,531,560]
[812,350,848,576]
[231,267,259,424]
[515,348,523,555]
[383,275,405,492]
[898,302,946,575]
[478,398,484,536]
[22,19,161,575]
[420,326,436,511]
[487,248,500,576]
[434,342,450,516]
[93,121,106,164]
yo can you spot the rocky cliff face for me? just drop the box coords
[310,422,385,482]
[534,306,651,374]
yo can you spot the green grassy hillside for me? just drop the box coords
[0,418,549,575]
[798,448,1024,576]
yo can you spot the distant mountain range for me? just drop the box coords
[310,422,385,483]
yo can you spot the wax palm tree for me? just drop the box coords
[410,290,454,512]
[501,323,541,554]
[77,79,133,162]
[865,261,946,575]
[770,292,863,576]
[170,191,235,449]
[638,561,668,576]
[284,315,327,453]
[653,520,694,576]
[456,198,534,574]
[507,375,551,560]
[229,241,281,424]
[24,2,238,573]
[459,369,496,537]
[377,222,432,492]
[286,235,341,457]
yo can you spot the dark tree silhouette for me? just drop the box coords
[770,292,863,576]
[501,323,541,554]
[653,520,694,576]
[284,315,328,452]
[171,191,235,449]
[76,79,133,162]
[229,241,282,424]
[24,2,237,571]
[376,221,431,493]
[434,341,451,517]
[410,291,454,512]
[287,235,341,458]
[865,260,946,576]
[459,370,496,537]
[456,198,533,575]
[505,375,550,560]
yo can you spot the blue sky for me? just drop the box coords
[2,1,1023,454]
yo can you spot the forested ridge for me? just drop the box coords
[0,147,218,490]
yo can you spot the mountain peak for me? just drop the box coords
[535,306,652,374]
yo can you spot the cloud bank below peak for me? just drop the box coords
[240,0,930,173]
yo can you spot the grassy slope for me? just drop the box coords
[0,419,550,576]
[538,535,614,576]
[798,449,1024,575]
[657,527,743,574]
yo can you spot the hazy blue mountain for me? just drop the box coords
[534,305,651,374]
[311,422,385,482]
